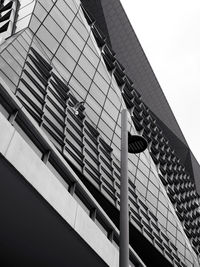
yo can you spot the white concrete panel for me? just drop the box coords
[5,130,77,228]
[1,115,119,266]
[0,113,15,155]
[74,205,118,267]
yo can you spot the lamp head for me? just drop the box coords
[128,132,148,154]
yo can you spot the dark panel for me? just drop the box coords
[0,155,107,267]
[81,0,111,46]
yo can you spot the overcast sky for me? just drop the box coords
[120,0,200,163]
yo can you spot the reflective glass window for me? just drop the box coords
[0,57,19,85]
[65,0,78,14]
[86,94,102,115]
[7,45,24,66]
[73,65,92,90]
[157,211,167,228]
[97,61,110,84]
[52,57,71,81]
[62,36,81,61]
[16,15,32,33]
[72,17,89,41]
[93,72,109,95]
[135,179,147,197]
[146,190,157,208]
[104,99,119,121]
[136,169,148,187]
[138,159,150,177]
[167,222,177,240]
[56,46,76,73]
[148,181,159,197]
[17,1,35,21]
[84,104,99,125]
[0,71,16,93]
[69,76,87,99]
[43,15,64,43]
[36,26,59,54]
[50,6,70,32]
[33,2,47,22]
[1,50,22,75]
[16,35,29,51]
[112,134,121,149]
[107,87,121,108]
[67,26,85,51]
[83,44,99,68]
[78,55,96,78]
[13,39,27,58]
[39,0,54,11]
[89,83,105,106]
[101,110,116,130]
[56,1,75,22]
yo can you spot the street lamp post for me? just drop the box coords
[120,108,129,267]
[120,108,147,267]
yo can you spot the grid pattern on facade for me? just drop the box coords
[0,0,200,266]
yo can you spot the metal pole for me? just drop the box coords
[120,108,129,267]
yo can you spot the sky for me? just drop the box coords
[120,0,200,163]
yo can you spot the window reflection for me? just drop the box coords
[43,14,64,43]
[37,26,59,54]
[50,6,70,33]
[62,35,80,61]
[17,1,35,21]
[56,0,75,23]
[16,14,32,33]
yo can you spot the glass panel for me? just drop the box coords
[104,99,119,121]
[89,83,106,106]
[0,57,19,85]
[43,14,64,42]
[93,72,109,95]
[83,44,100,68]
[39,0,54,12]
[1,50,22,75]
[15,15,32,33]
[62,35,81,61]
[33,2,47,22]
[73,65,92,90]
[56,0,75,23]
[98,119,113,140]
[67,26,85,51]
[50,6,70,32]
[78,55,96,78]
[86,94,102,115]
[69,76,87,99]
[73,17,89,41]
[36,26,59,54]
[56,46,76,73]
[7,45,25,66]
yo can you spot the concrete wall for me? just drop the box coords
[0,112,119,267]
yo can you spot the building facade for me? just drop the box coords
[0,0,200,266]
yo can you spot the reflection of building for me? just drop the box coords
[0,0,200,266]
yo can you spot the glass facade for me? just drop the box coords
[0,0,200,266]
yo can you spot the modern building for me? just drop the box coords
[0,0,200,266]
